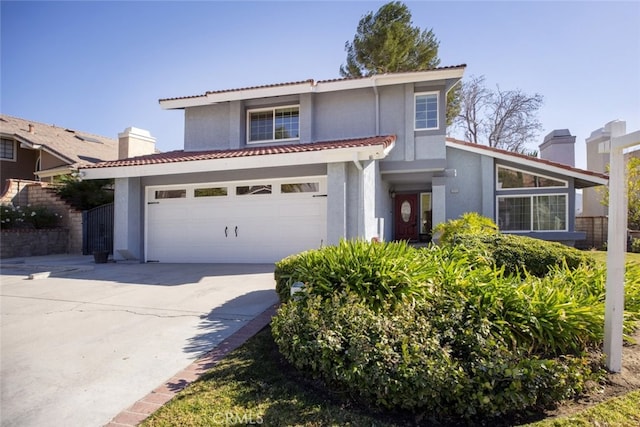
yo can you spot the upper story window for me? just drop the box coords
[1,137,16,161]
[415,92,439,130]
[247,105,299,144]
[497,165,567,190]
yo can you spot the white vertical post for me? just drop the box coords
[602,127,640,372]
[603,141,626,372]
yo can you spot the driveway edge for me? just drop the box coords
[104,303,279,427]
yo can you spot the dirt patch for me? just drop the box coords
[537,328,640,421]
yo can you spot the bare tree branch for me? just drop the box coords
[454,76,543,153]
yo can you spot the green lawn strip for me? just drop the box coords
[142,327,403,427]
[588,251,640,265]
[524,390,640,427]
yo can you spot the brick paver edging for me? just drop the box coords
[104,303,279,427]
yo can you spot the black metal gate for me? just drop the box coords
[82,203,114,255]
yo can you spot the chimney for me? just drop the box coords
[585,120,626,173]
[118,127,156,160]
[28,124,35,134]
[538,129,575,166]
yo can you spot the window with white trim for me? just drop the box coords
[497,194,567,232]
[497,165,567,189]
[1,138,16,161]
[415,92,439,130]
[247,105,299,143]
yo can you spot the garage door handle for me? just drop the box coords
[225,226,228,237]
[235,226,238,237]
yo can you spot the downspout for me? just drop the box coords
[372,76,380,135]
[445,76,462,95]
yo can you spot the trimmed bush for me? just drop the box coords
[433,212,499,245]
[272,289,604,419]
[453,233,594,277]
[272,240,640,420]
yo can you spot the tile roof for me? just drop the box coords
[446,137,609,181]
[84,135,396,169]
[0,114,118,167]
[159,65,467,103]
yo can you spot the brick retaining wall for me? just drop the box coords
[1,179,83,254]
[0,229,70,259]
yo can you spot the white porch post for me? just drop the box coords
[601,126,640,372]
[432,176,447,228]
[360,160,379,240]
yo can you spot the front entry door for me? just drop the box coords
[394,193,419,241]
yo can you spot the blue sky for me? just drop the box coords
[1,1,639,168]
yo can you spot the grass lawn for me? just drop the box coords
[587,250,640,265]
[142,250,640,427]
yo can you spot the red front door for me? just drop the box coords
[394,194,419,241]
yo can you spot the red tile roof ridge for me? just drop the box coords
[446,137,609,180]
[316,64,468,84]
[158,65,467,103]
[83,135,396,169]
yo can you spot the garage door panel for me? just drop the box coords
[146,179,327,263]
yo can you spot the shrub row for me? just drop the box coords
[271,240,640,419]
[0,204,62,229]
[272,214,639,420]
[272,288,604,419]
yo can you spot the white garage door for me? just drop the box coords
[145,177,327,263]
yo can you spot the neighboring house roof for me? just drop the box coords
[81,135,396,179]
[159,65,466,109]
[446,137,609,188]
[0,114,118,170]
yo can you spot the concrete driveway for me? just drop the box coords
[0,256,278,427]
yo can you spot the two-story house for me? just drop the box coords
[81,65,608,263]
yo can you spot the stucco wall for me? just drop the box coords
[314,88,376,142]
[180,82,450,167]
[184,104,231,151]
[40,151,67,171]
[445,148,485,221]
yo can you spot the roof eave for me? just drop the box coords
[80,142,393,180]
[13,134,77,165]
[446,140,608,187]
[159,67,466,110]
[34,165,75,178]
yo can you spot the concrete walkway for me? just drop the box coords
[0,255,278,427]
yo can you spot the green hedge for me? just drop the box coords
[453,233,594,277]
[270,241,640,420]
[272,290,603,419]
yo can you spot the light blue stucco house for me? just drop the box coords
[81,65,608,263]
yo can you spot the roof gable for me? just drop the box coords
[446,138,608,188]
[0,114,118,167]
